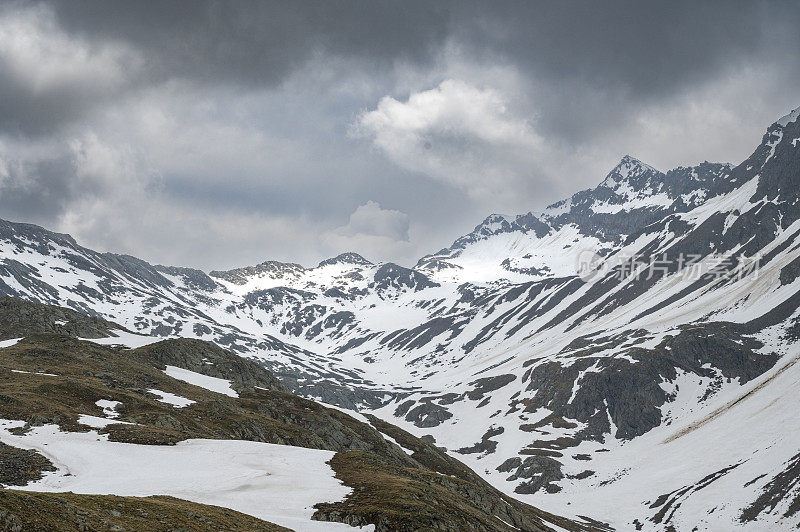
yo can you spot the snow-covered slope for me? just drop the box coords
[2,105,800,530]
[0,421,357,532]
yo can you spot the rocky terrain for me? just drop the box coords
[0,106,799,529]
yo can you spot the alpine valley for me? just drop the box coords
[2,106,800,531]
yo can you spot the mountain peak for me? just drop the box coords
[317,252,373,268]
[465,214,515,238]
[601,155,661,189]
[615,154,658,174]
[481,213,515,228]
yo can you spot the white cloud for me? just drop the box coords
[322,201,414,263]
[335,200,409,240]
[353,79,544,206]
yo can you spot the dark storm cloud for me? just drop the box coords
[46,0,800,92]
[0,68,89,137]
[8,0,798,141]
[450,0,800,142]
[458,1,767,93]
[50,0,450,86]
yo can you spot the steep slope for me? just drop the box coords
[0,106,798,529]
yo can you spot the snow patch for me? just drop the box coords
[0,338,23,348]
[148,389,196,408]
[79,330,163,348]
[77,415,132,429]
[0,424,359,531]
[95,400,121,419]
[164,365,238,398]
[10,369,58,376]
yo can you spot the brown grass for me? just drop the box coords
[0,489,289,531]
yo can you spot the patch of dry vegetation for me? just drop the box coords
[0,490,289,531]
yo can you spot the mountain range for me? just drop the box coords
[1,105,799,530]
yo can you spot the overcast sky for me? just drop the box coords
[1,1,798,269]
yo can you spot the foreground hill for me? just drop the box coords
[0,106,799,529]
[0,298,588,532]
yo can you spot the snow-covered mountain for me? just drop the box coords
[2,105,800,530]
